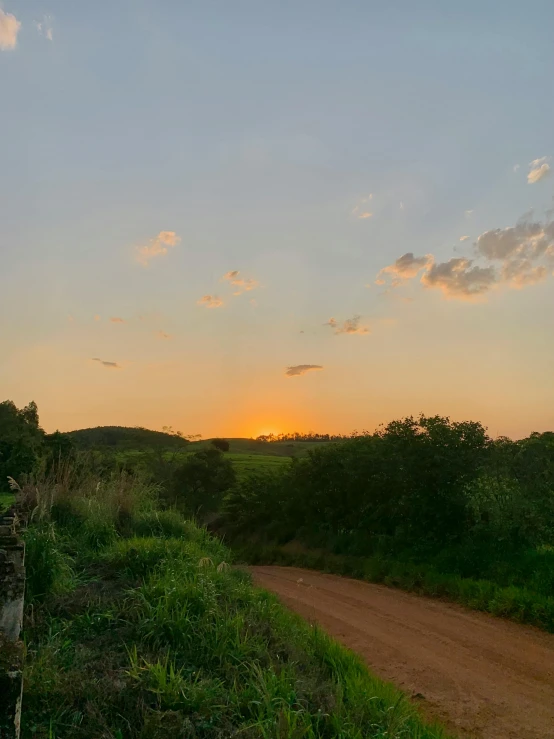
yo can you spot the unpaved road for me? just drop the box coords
[250,566,554,739]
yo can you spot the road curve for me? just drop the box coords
[250,566,554,739]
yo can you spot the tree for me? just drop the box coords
[0,400,44,486]
[211,438,230,452]
[167,448,236,520]
[43,431,75,472]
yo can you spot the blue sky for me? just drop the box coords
[2,1,554,438]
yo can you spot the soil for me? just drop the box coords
[250,566,554,739]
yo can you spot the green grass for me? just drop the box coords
[0,492,14,512]
[115,448,292,480]
[237,542,554,633]
[21,480,452,739]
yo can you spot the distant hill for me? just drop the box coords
[67,426,190,451]
[187,437,332,458]
[66,428,334,458]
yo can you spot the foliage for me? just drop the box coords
[66,425,191,452]
[165,448,236,520]
[225,415,491,549]
[20,471,451,739]
[256,431,351,442]
[210,437,230,452]
[0,400,44,489]
[223,414,554,627]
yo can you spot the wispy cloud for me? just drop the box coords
[35,15,53,40]
[156,330,172,339]
[136,231,181,266]
[528,157,550,184]
[221,270,259,295]
[197,295,223,309]
[94,314,101,321]
[375,211,554,301]
[285,364,324,377]
[464,209,474,218]
[352,194,373,219]
[513,164,520,172]
[459,235,470,242]
[0,9,21,50]
[376,252,433,287]
[109,317,125,323]
[325,315,369,335]
[92,357,121,369]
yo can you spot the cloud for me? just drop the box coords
[501,260,548,288]
[375,252,433,287]
[421,258,496,299]
[0,9,21,50]
[476,220,551,261]
[459,235,470,242]
[513,164,520,172]
[35,15,53,40]
[110,316,125,323]
[285,364,323,377]
[528,161,550,184]
[352,194,373,218]
[197,295,223,308]
[464,210,474,218]
[136,231,181,266]
[92,358,121,369]
[376,211,554,302]
[221,270,259,295]
[400,201,404,210]
[156,330,172,339]
[94,315,101,321]
[325,315,369,335]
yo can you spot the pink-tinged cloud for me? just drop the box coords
[0,9,21,50]
[197,295,223,308]
[110,317,125,323]
[325,315,369,335]
[528,162,550,184]
[136,231,181,266]
[459,235,470,242]
[221,270,259,295]
[285,364,324,377]
[92,358,121,369]
[375,252,433,287]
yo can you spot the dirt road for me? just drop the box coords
[250,566,554,739]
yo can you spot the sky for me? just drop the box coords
[1,1,554,440]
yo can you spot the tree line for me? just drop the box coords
[224,415,554,584]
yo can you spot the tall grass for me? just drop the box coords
[19,468,452,739]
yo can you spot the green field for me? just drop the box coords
[0,492,14,512]
[114,447,292,481]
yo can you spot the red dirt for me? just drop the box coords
[250,566,554,739]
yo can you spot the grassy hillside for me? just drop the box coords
[18,473,450,739]
[67,425,191,451]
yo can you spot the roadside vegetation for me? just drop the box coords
[13,463,450,738]
[222,416,554,632]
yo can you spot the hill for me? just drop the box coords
[66,426,190,451]
[187,437,332,457]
